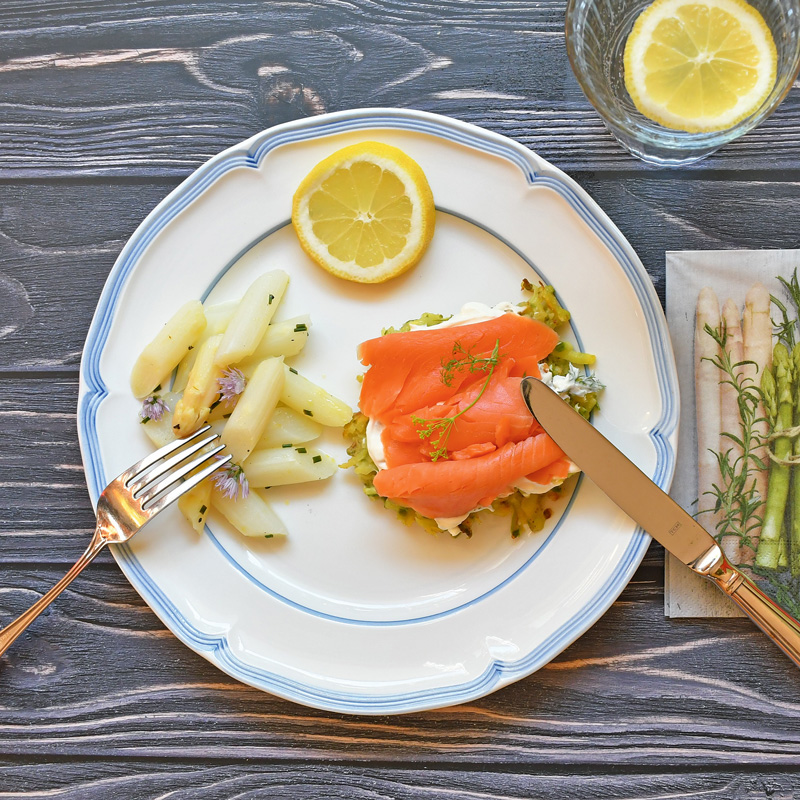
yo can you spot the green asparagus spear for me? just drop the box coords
[790,344,800,575]
[756,344,794,569]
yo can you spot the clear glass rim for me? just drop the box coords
[564,0,800,148]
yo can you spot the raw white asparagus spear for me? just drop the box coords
[720,298,744,564]
[214,270,289,368]
[221,356,285,463]
[696,287,723,536]
[211,487,288,537]
[130,300,206,398]
[741,281,773,563]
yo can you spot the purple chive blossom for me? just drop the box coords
[213,461,249,501]
[218,367,246,404]
[140,394,168,423]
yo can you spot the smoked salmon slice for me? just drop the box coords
[359,312,559,422]
[381,374,542,467]
[357,310,572,522]
[372,434,569,519]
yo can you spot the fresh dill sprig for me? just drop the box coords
[412,339,501,461]
[439,341,502,387]
[701,323,767,547]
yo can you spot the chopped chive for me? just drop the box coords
[209,398,221,411]
[293,323,308,332]
[268,294,274,304]
[223,413,231,419]
[188,345,194,350]
[282,443,293,448]
[140,418,150,425]
[154,384,162,392]
[312,455,322,463]
[289,367,298,375]
[199,505,208,515]
[303,409,313,417]
[264,534,274,539]
[296,447,307,454]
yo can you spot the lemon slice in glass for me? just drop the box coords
[624,0,777,133]
[292,142,435,284]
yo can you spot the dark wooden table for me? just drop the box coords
[3,2,800,797]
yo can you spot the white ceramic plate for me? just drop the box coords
[78,109,678,714]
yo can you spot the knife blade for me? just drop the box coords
[521,376,800,668]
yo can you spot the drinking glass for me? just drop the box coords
[565,0,800,165]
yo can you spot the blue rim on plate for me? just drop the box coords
[77,108,679,714]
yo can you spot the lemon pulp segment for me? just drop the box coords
[292,142,435,283]
[624,0,777,132]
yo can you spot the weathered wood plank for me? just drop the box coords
[0,376,101,544]
[2,761,800,800]
[1,567,798,764]
[0,180,176,371]
[1,177,800,372]
[0,1,797,175]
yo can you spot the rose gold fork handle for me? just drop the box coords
[0,536,106,659]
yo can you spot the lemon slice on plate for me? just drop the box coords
[624,0,777,132]
[292,141,436,284]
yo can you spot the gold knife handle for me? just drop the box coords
[705,558,800,668]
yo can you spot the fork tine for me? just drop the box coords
[144,452,232,517]
[138,444,227,508]
[129,432,220,495]
[120,424,212,484]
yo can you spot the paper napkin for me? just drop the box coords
[666,249,800,618]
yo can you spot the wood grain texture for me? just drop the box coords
[2,0,800,792]
[2,178,800,372]
[2,762,800,800]
[2,566,799,766]
[0,0,797,176]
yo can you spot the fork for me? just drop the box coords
[0,426,230,658]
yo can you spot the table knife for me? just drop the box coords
[521,376,800,667]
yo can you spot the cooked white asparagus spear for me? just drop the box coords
[741,281,772,563]
[240,315,310,367]
[720,298,744,564]
[140,391,181,448]
[173,301,237,393]
[130,300,206,398]
[211,487,288,537]
[172,334,225,436]
[696,287,723,536]
[279,365,352,427]
[243,446,337,487]
[257,406,323,449]
[178,479,212,534]
[214,270,289,368]
[221,357,285,463]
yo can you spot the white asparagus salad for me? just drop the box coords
[130,269,352,539]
